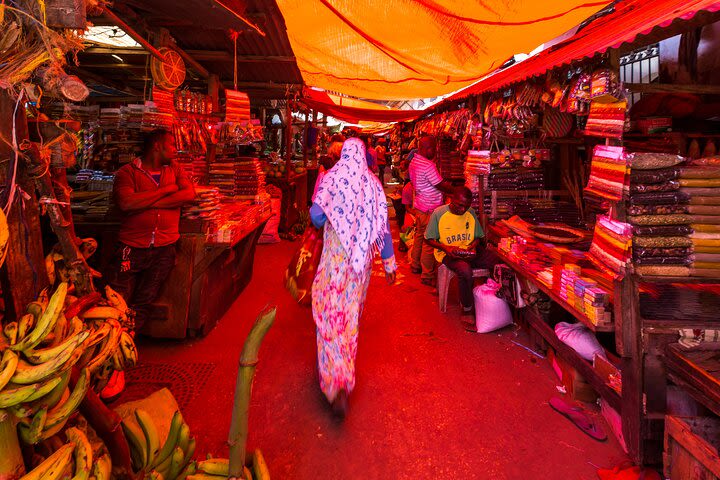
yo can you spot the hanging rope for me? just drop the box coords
[229,29,240,91]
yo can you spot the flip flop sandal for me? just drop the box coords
[549,396,607,441]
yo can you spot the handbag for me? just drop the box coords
[285,226,324,305]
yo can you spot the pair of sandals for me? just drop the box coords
[549,396,606,441]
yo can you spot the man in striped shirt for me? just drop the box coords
[408,135,452,285]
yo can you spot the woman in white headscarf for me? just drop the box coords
[310,137,396,417]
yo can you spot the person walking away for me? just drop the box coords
[408,135,451,285]
[313,138,344,200]
[375,138,388,187]
[310,137,397,417]
[425,187,494,320]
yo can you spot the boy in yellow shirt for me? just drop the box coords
[425,186,489,317]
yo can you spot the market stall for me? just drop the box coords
[414,2,720,470]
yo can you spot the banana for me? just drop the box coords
[175,461,196,480]
[93,454,112,480]
[29,370,70,410]
[155,452,174,479]
[152,411,184,468]
[0,376,62,408]
[24,330,89,365]
[135,409,161,469]
[187,474,227,480]
[167,447,185,480]
[68,316,84,337]
[4,321,18,345]
[26,302,44,323]
[65,427,93,480]
[176,423,190,455]
[36,288,50,309]
[0,349,19,390]
[10,341,77,384]
[110,349,125,372]
[105,285,129,313]
[80,306,123,321]
[45,368,90,429]
[147,470,164,480]
[85,319,121,374]
[36,414,69,442]
[18,314,34,342]
[51,314,68,346]
[252,449,270,480]
[197,458,228,476]
[121,419,148,471]
[19,442,74,480]
[13,283,68,352]
[119,331,138,368]
[23,375,64,403]
[181,437,196,468]
[18,407,48,444]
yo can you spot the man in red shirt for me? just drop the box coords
[375,137,387,186]
[108,129,195,332]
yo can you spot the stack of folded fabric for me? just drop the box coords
[587,215,633,278]
[437,137,464,180]
[487,167,518,190]
[585,145,628,200]
[234,157,267,199]
[465,151,491,213]
[680,157,720,277]
[516,168,545,190]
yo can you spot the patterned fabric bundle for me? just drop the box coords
[587,215,633,277]
[584,100,627,138]
[585,145,628,200]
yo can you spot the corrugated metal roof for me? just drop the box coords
[77,0,302,102]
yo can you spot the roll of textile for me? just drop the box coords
[628,204,688,215]
[690,268,720,277]
[690,196,720,205]
[635,265,690,276]
[681,187,720,196]
[634,246,691,258]
[691,253,720,262]
[690,232,720,240]
[688,156,720,166]
[630,168,680,184]
[687,215,720,225]
[628,214,690,226]
[680,178,720,187]
[633,225,693,237]
[691,224,720,232]
[688,205,720,215]
[629,192,689,205]
[630,181,680,194]
[692,262,720,269]
[691,238,720,247]
[679,167,720,179]
[635,236,692,248]
[693,246,720,254]
[628,152,684,170]
[635,257,691,265]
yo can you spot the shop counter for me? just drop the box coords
[74,215,269,339]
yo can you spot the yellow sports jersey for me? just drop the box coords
[425,205,484,262]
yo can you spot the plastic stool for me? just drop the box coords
[437,264,490,313]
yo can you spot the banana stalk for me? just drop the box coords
[227,306,275,479]
[0,410,25,480]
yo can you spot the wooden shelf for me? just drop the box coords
[492,246,615,333]
[665,343,720,418]
[523,308,622,412]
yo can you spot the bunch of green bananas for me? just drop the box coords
[191,450,270,480]
[17,427,112,480]
[122,409,198,480]
[0,282,139,442]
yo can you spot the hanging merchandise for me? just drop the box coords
[590,68,621,103]
[541,106,574,138]
[584,100,628,138]
[151,47,186,91]
[225,90,252,124]
[587,215,633,278]
[585,145,629,201]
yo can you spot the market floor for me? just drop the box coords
[125,231,627,479]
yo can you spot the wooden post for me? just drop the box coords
[302,111,309,167]
[285,102,292,181]
[208,74,221,114]
[0,91,49,319]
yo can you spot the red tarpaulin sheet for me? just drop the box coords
[449,0,720,100]
[301,88,423,123]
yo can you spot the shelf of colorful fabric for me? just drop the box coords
[437,136,464,180]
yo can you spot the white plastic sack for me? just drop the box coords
[473,279,513,333]
[258,198,282,244]
[554,322,607,361]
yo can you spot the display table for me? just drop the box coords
[74,215,269,339]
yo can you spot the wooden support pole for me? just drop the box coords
[208,74,221,114]
[285,102,292,180]
[101,7,165,61]
[302,111,309,167]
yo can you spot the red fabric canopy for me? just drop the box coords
[449,0,720,100]
[300,88,423,123]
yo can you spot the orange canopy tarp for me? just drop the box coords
[276,0,610,100]
[301,88,423,123]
